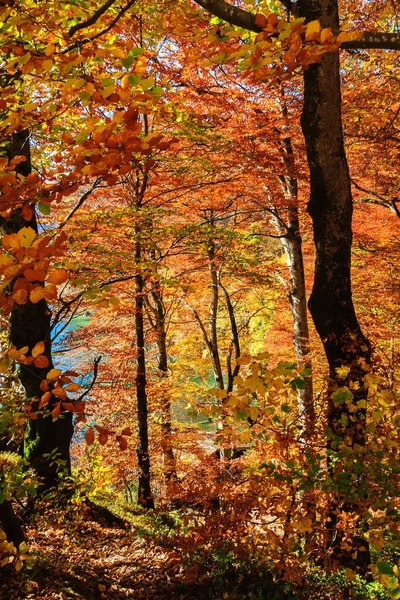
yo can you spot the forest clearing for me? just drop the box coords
[0,0,400,598]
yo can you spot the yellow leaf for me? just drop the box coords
[0,253,16,267]
[337,31,362,43]
[32,341,45,357]
[30,287,44,303]
[47,368,61,380]
[305,20,321,41]
[102,86,115,98]
[45,43,55,56]
[17,227,36,248]
[249,406,259,421]
[65,383,80,392]
[15,559,23,572]
[43,59,53,71]
[336,365,350,379]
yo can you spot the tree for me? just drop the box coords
[190,0,400,571]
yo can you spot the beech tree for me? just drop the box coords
[191,0,400,571]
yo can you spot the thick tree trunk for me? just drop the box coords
[2,131,73,489]
[299,0,371,572]
[134,237,154,509]
[0,498,25,548]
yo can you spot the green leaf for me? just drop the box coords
[127,74,141,87]
[101,78,114,88]
[122,48,144,68]
[377,560,394,575]
[75,130,90,143]
[37,201,50,215]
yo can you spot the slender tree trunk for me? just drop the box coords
[299,0,371,572]
[2,131,73,489]
[147,282,177,482]
[269,90,315,436]
[218,277,240,393]
[134,235,154,509]
[207,240,225,391]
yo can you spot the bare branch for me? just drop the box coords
[58,179,102,229]
[76,356,102,402]
[352,179,400,218]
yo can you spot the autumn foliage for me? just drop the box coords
[0,0,400,597]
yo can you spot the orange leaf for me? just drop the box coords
[85,428,95,444]
[21,203,34,222]
[34,355,49,369]
[119,437,128,451]
[32,341,45,358]
[52,387,67,399]
[43,284,58,301]
[51,403,61,419]
[305,20,321,41]
[24,269,46,282]
[121,427,132,436]
[254,13,267,28]
[40,379,49,392]
[13,288,29,305]
[46,269,69,285]
[30,287,44,303]
[74,401,85,414]
[65,382,80,392]
[98,432,108,446]
[40,391,52,407]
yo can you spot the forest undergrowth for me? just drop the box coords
[0,493,388,600]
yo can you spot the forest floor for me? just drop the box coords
[0,500,289,600]
[0,499,388,600]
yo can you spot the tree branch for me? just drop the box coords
[68,0,120,37]
[76,356,102,402]
[193,0,400,50]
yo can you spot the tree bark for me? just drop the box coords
[134,236,154,509]
[146,281,177,482]
[270,89,315,437]
[2,131,73,489]
[298,0,371,572]
[0,498,25,548]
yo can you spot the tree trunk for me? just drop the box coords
[134,236,154,509]
[0,498,25,548]
[147,282,177,482]
[2,131,73,489]
[270,89,315,437]
[207,240,225,391]
[299,0,371,572]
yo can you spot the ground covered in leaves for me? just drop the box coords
[0,500,388,600]
[0,501,292,600]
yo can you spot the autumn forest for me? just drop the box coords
[1,0,400,598]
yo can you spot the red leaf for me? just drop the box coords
[85,428,95,444]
